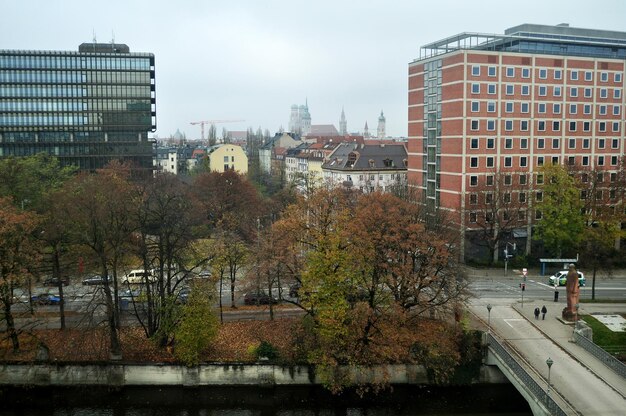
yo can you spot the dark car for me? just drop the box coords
[43,277,69,287]
[82,275,108,285]
[244,291,278,306]
[31,293,61,305]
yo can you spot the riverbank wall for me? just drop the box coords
[0,363,508,386]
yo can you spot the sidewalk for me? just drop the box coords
[511,300,626,398]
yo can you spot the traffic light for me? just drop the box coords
[520,283,526,291]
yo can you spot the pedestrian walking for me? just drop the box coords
[541,305,547,320]
[534,307,540,320]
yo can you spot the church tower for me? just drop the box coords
[289,104,300,133]
[377,110,386,138]
[301,99,311,136]
[363,121,370,138]
[339,107,347,135]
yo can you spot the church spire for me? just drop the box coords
[377,110,386,138]
[339,107,347,135]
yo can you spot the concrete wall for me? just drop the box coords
[0,363,508,387]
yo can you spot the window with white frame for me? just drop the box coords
[582,138,590,149]
[505,120,513,131]
[599,121,606,132]
[600,88,608,98]
[569,121,576,132]
[537,138,545,149]
[488,66,496,77]
[598,156,604,166]
[505,137,513,149]
[486,175,494,186]
[506,84,514,95]
[585,71,593,81]
[487,101,496,112]
[504,157,512,167]
[506,67,515,77]
[613,105,621,116]
[570,87,578,98]
[521,102,529,113]
[537,156,544,166]
[553,103,561,114]
[612,138,619,149]
[505,102,514,112]
[521,85,530,95]
[611,155,618,166]
[520,120,529,131]
[553,121,560,131]
[583,104,591,114]
[470,157,478,168]
[569,138,576,149]
[488,84,496,94]
[471,120,479,130]
[538,103,546,113]
[470,101,479,112]
[584,87,592,98]
[486,156,494,168]
[539,85,547,96]
[487,120,496,131]
[539,68,547,79]
[522,67,530,78]
[613,122,620,132]
[582,155,589,165]
[599,105,607,115]
[600,72,608,82]
[552,156,559,165]
[470,138,479,149]
[520,138,528,149]
[552,138,560,149]
[553,86,562,97]
[471,65,480,76]
[554,69,562,80]
[504,175,512,186]
[469,212,477,223]
[570,70,578,80]
[598,138,605,149]
[470,175,478,186]
[615,73,622,83]
[569,104,577,114]
[487,138,495,149]
[583,121,591,132]
[538,120,546,131]
[520,156,527,167]
[519,174,527,185]
[614,89,621,99]
[471,83,480,94]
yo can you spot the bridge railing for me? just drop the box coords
[574,329,626,379]
[486,333,568,416]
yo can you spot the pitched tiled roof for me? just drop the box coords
[323,142,407,171]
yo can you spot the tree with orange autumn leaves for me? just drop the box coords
[0,197,41,352]
[268,188,469,391]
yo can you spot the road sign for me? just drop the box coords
[522,268,528,277]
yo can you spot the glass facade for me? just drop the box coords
[0,44,156,171]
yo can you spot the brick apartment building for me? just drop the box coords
[408,24,626,260]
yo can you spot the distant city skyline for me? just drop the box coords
[1,0,624,138]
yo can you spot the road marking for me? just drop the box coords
[504,318,525,328]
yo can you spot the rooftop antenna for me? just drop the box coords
[92,29,97,52]
[111,30,115,51]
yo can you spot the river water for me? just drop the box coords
[0,385,531,415]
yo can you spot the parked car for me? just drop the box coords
[548,270,586,287]
[82,275,108,285]
[43,277,68,287]
[31,293,61,305]
[121,269,156,284]
[244,291,278,305]
[177,287,191,304]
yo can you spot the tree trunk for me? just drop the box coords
[53,248,66,330]
[230,280,236,309]
[592,265,597,301]
[3,297,19,352]
[219,272,224,323]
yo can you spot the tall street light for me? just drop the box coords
[487,304,492,334]
[546,357,554,397]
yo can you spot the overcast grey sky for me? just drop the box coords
[2,0,625,138]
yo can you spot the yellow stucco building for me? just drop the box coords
[207,144,248,174]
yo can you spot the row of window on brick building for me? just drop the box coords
[470,83,622,99]
[468,154,621,170]
[468,170,621,189]
[470,119,621,133]
[470,65,623,84]
[469,137,621,151]
[470,101,621,116]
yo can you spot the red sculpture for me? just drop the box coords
[562,264,580,321]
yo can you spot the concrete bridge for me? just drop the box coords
[471,300,626,416]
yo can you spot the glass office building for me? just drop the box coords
[0,43,156,170]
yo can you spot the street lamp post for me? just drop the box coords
[575,303,580,330]
[546,357,553,397]
[487,304,492,334]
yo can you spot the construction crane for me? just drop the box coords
[189,119,245,141]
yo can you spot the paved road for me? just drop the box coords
[470,298,626,416]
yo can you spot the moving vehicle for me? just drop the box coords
[548,270,586,287]
[121,269,156,285]
[82,275,108,285]
[31,293,61,305]
[43,277,69,286]
[244,291,278,305]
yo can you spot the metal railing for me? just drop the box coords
[574,330,626,379]
[486,333,568,416]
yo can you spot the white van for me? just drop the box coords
[121,269,156,284]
